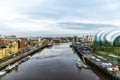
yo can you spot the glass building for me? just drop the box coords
[94,30,120,46]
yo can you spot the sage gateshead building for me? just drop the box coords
[94,30,120,46]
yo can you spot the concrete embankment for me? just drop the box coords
[72,45,120,80]
[0,44,49,70]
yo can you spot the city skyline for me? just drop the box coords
[0,0,120,36]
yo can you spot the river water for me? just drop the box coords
[0,43,107,80]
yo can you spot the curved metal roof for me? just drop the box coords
[100,30,112,42]
[106,30,120,44]
[95,29,120,45]
[95,30,107,42]
[111,32,120,45]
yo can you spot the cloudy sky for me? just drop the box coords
[0,0,120,36]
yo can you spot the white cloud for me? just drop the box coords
[0,0,120,36]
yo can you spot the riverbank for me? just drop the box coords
[72,43,120,80]
[0,44,50,70]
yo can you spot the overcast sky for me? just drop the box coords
[0,0,120,36]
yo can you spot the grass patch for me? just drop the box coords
[89,45,120,56]
[96,51,120,65]
[96,51,109,58]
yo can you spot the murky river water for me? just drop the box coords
[0,43,107,80]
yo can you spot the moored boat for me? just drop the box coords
[82,63,90,69]
[0,70,6,76]
[76,58,90,69]
[5,64,15,72]
[76,59,83,68]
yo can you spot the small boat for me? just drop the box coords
[18,60,22,64]
[76,59,83,68]
[21,58,27,62]
[26,55,31,60]
[11,63,18,68]
[5,65,14,72]
[0,70,6,76]
[77,62,83,68]
[82,63,89,69]
[76,58,89,69]
[14,62,18,66]
[70,45,72,47]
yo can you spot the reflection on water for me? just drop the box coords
[0,43,106,80]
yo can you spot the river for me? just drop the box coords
[0,43,107,80]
